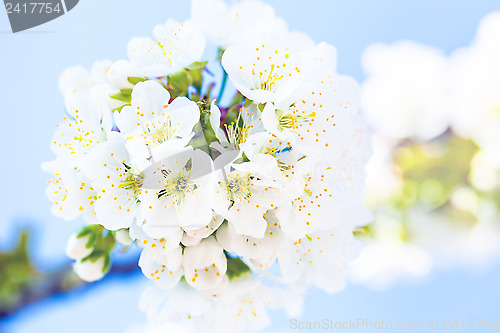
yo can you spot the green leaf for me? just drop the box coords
[186,61,207,71]
[187,68,204,93]
[185,62,207,93]
[112,104,129,113]
[167,69,192,97]
[127,76,146,85]
[109,90,132,103]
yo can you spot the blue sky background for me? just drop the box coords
[0,0,499,332]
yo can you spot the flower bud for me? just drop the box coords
[65,232,93,260]
[73,255,110,282]
[115,229,133,246]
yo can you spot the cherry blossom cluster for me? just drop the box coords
[43,0,371,330]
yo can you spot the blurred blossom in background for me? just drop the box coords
[1,1,499,332]
[355,11,500,290]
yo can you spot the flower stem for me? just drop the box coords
[217,69,228,105]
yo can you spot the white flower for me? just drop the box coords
[131,222,183,253]
[140,284,212,324]
[212,279,275,332]
[59,60,124,112]
[183,237,227,290]
[139,148,216,238]
[211,277,304,333]
[73,256,109,282]
[139,246,184,289]
[237,132,299,183]
[79,132,141,230]
[216,217,283,270]
[107,60,144,90]
[275,161,350,240]
[300,42,339,80]
[42,159,97,223]
[180,233,202,247]
[211,102,263,153]
[139,276,302,333]
[222,41,305,104]
[114,80,200,170]
[115,229,133,246]
[184,214,224,240]
[362,41,451,141]
[181,214,225,247]
[50,91,113,164]
[58,60,111,99]
[190,0,289,49]
[278,226,361,293]
[261,77,360,157]
[65,232,93,260]
[127,19,205,77]
[450,12,500,148]
[212,168,280,239]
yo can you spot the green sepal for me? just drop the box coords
[76,227,92,238]
[127,76,146,85]
[112,104,130,113]
[110,88,132,103]
[232,152,250,164]
[274,108,283,119]
[81,251,111,274]
[198,100,219,146]
[217,47,226,61]
[85,230,100,250]
[225,256,252,280]
[76,225,103,249]
[99,232,116,253]
[188,122,219,157]
[244,98,253,108]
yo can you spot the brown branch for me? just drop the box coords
[0,256,140,319]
